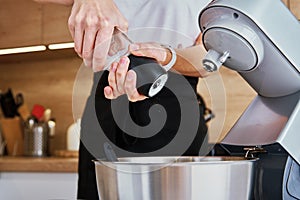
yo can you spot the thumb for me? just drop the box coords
[129,43,146,57]
[129,43,167,63]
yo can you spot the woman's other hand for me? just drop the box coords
[68,0,128,72]
[104,56,147,102]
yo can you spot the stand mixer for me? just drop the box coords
[199,0,300,199]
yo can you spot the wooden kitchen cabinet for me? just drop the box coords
[42,4,72,44]
[1,0,298,49]
[0,0,72,49]
[0,0,42,48]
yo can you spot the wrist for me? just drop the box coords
[161,45,177,71]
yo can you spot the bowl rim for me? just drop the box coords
[94,156,259,166]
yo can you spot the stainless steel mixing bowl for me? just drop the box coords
[94,156,257,200]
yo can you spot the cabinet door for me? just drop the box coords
[0,0,42,48]
[42,4,73,44]
[0,1,72,49]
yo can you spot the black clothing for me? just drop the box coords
[77,71,208,199]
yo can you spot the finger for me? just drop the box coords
[115,56,129,94]
[73,18,84,57]
[104,86,114,99]
[129,43,144,56]
[107,62,118,96]
[125,70,147,102]
[68,3,79,40]
[129,43,166,63]
[82,27,98,68]
[92,28,114,72]
[73,5,90,57]
[68,15,75,40]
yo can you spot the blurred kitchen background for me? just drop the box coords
[0,0,299,155]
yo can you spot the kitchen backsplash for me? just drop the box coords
[0,54,82,154]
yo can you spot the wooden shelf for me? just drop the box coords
[0,156,78,173]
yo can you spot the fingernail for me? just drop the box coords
[110,63,117,72]
[120,57,128,65]
[105,87,111,95]
[104,87,112,99]
[127,70,135,81]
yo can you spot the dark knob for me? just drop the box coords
[128,55,168,97]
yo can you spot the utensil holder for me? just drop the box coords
[24,122,49,157]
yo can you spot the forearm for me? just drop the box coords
[171,45,209,77]
[33,0,73,6]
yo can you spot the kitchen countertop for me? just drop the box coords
[0,156,78,173]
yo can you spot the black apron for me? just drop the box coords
[77,71,208,199]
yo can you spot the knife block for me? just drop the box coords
[0,117,24,156]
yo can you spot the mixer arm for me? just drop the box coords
[198,0,300,164]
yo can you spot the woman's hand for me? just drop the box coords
[104,42,170,102]
[68,0,128,72]
[129,42,171,66]
[104,56,147,102]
